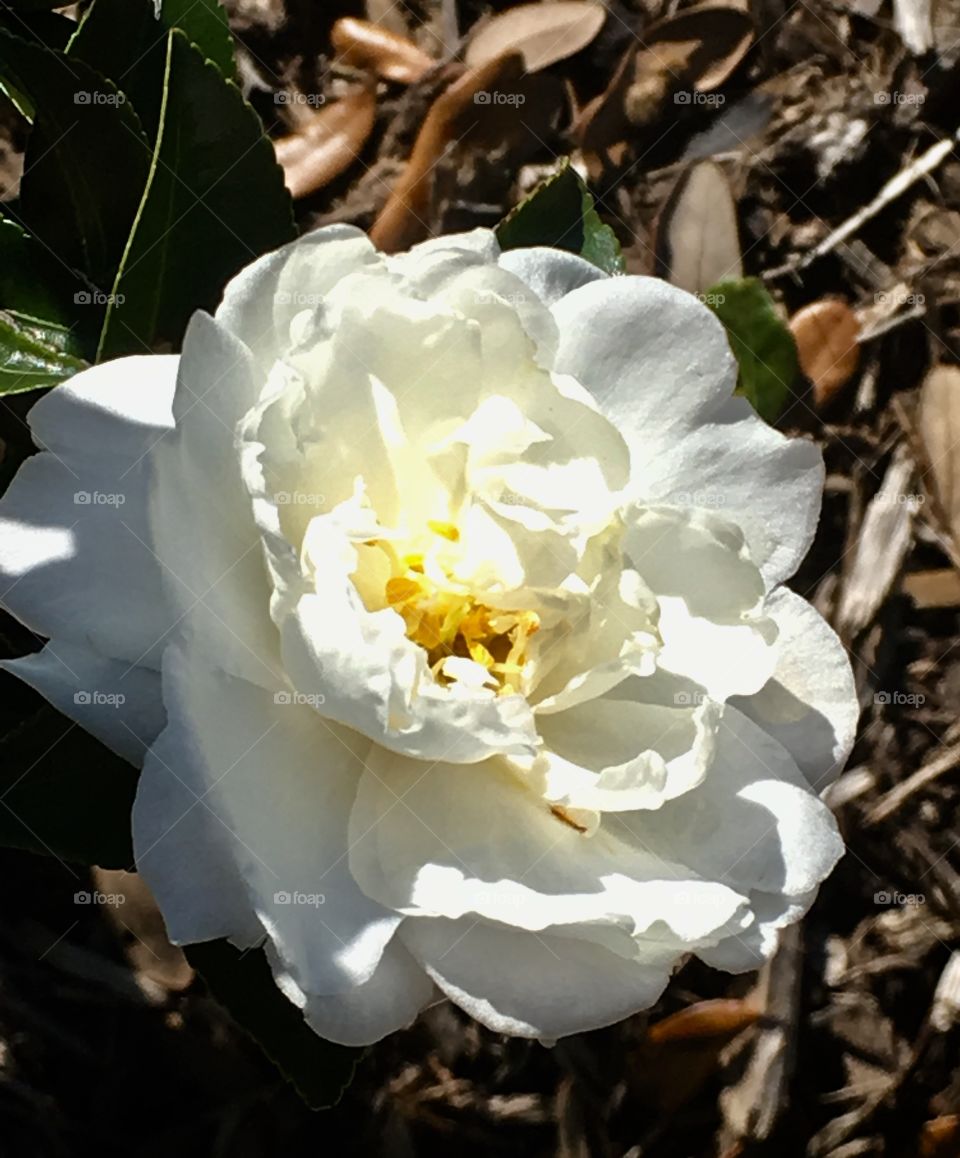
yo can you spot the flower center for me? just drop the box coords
[376,521,539,694]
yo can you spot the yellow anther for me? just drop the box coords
[427,520,460,542]
[385,576,422,605]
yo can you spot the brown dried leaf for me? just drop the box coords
[654,160,742,293]
[465,1,605,73]
[331,17,435,84]
[919,363,960,553]
[644,3,754,91]
[273,85,377,200]
[790,298,860,408]
[647,998,760,1044]
[575,4,753,162]
[902,568,960,609]
[369,54,527,252]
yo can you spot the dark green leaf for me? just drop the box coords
[69,0,237,139]
[0,30,150,292]
[496,160,625,275]
[0,0,69,11]
[98,29,294,359]
[185,940,362,1109]
[0,6,75,50]
[0,216,82,324]
[705,277,798,423]
[0,309,86,393]
[0,699,137,867]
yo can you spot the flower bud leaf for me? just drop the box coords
[0,310,87,394]
[185,939,362,1109]
[496,159,625,275]
[705,277,798,423]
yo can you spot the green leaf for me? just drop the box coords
[98,29,294,359]
[0,701,137,867]
[0,0,70,11]
[705,277,798,423]
[0,31,151,292]
[185,940,362,1109]
[0,216,81,324]
[0,309,86,393]
[0,7,75,51]
[496,160,625,276]
[69,0,236,139]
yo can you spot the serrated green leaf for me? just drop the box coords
[705,277,798,423]
[185,940,362,1109]
[0,701,136,866]
[0,30,150,294]
[98,29,294,359]
[0,309,86,393]
[69,0,236,139]
[496,160,625,276]
[0,6,74,51]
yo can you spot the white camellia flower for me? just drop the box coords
[0,227,857,1045]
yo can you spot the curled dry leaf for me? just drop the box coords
[575,3,754,165]
[369,54,529,252]
[273,85,377,200]
[654,159,743,293]
[331,17,435,85]
[465,0,606,73]
[918,363,960,558]
[789,298,860,408]
[647,998,761,1045]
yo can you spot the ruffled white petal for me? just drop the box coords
[551,277,823,587]
[133,643,401,994]
[149,313,284,689]
[400,918,676,1039]
[497,246,607,307]
[3,640,165,766]
[349,747,752,948]
[729,586,857,788]
[0,357,177,666]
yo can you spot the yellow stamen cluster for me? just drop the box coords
[384,556,539,694]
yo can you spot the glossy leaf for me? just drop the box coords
[706,277,798,423]
[98,29,295,358]
[69,0,236,139]
[496,161,624,275]
[0,30,150,292]
[0,310,86,394]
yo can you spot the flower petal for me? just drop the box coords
[267,936,436,1047]
[616,703,843,911]
[729,586,857,787]
[0,357,177,666]
[497,246,607,307]
[400,917,675,1039]
[149,313,284,689]
[551,277,823,587]
[133,643,401,994]
[348,748,751,947]
[3,640,165,766]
